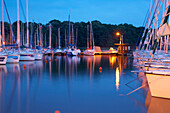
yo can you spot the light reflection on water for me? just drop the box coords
[0,55,152,113]
[116,67,120,90]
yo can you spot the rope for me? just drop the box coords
[126,73,164,95]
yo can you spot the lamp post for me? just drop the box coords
[116,32,123,44]
[116,32,124,54]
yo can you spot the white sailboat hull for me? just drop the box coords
[45,50,53,55]
[20,54,35,61]
[7,55,20,63]
[83,50,95,56]
[146,71,170,99]
[54,49,62,55]
[35,53,43,60]
[0,56,7,65]
[71,51,78,56]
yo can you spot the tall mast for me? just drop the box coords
[34,31,36,48]
[69,10,71,48]
[39,24,42,48]
[58,28,61,49]
[87,25,89,49]
[36,26,39,46]
[71,24,74,46]
[166,0,169,53]
[17,0,20,48]
[75,28,78,49]
[65,29,67,48]
[90,21,92,48]
[30,22,33,48]
[91,21,95,48]
[26,0,29,47]
[22,23,24,46]
[45,33,46,47]
[49,23,52,49]
[10,28,12,44]
[2,0,5,44]
[0,21,1,50]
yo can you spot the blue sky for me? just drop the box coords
[1,0,150,26]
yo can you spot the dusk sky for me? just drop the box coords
[2,0,150,26]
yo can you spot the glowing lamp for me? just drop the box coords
[116,32,120,36]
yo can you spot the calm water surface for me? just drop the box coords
[0,55,153,113]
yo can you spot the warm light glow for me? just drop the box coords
[116,32,120,36]
[2,42,5,45]
[116,67,120,90]
[109,56,116,67]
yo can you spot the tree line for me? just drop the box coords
[1,20,144,49]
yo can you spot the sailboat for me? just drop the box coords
[45,23,53,55]
[83,21,95,56]
[54,28,62,55]
[73,28,81,55]
[2,0,20,63]
[0,0,7,65]
[134,0,170,99]
[61,29,67,55]
[35,25,43,60]
[0,33,7,64]
[19,0,35,61]
[6,49,20,63]
[65,10,80,56]
[67,25,81,56]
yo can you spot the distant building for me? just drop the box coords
[114,43,132,55]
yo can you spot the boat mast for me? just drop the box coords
[69,10,71,48]
[36,25,39,46]
[166,0,170,53]
[34,30,36,48]
[75,28,78,49]
[87,25,89,49]
[58,28,61,49]
[22,23,24,46]
[49,23,52,49]
[45,33,46,48]
[17,0,20,49]
[30,22,33,48]
[26,0,29,47]
[91,23,95,48]
[2,0,5,45]
[90,22,92,48]
[39,24,42,48]
[65,29,67,48]
[71,24,74,48]
[0,20,1,51]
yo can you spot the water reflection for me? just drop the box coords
[116,67,120,90]
[109,56,116,68]
[0,55,144,113]
[146,89,170,113]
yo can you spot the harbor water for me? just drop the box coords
[0,55,153,113]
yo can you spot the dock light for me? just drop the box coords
[116,32,123,44]
[116,32,120,36]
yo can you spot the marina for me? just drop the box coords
[0,55,149,113]
[0,0,170,113]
